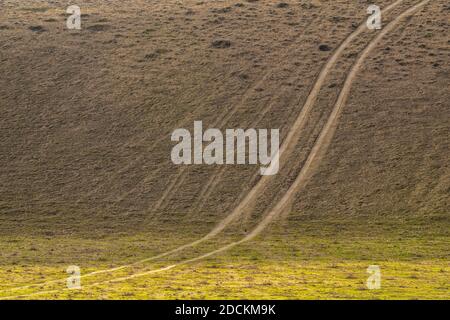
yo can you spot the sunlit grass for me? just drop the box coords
[0,215,448,299]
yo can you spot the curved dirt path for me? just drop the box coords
[1,0,428,298]
[97,0,431,286]
[179,0,432,262]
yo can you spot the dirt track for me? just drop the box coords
[0,0,436,299]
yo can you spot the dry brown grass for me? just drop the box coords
[0,0,448,299]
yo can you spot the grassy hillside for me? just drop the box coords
[0,0,448,299]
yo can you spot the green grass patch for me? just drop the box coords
[0,215,448,299]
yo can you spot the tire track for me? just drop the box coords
[148,70,282,216]
[1,0,423,298]
[82,0,431,291]
[223,0,432,244]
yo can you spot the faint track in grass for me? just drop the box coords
[0,0,402,295]
[150,16,323,217]
[0,11,322,293]
[83,0,431,289]
[1,0,431,298]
